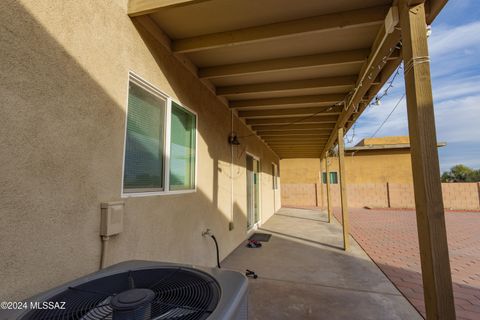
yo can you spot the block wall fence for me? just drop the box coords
[281,182,480,210]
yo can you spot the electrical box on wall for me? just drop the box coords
[100,201,124,236]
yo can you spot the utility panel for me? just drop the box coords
[100,201,124,236]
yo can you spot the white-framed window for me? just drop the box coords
[122,73,197,196]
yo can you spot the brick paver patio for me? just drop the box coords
[333,208,480,320]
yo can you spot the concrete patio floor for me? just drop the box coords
[222,207,421,320]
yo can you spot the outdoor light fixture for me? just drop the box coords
[228,132,240,145]
[426,25,432,38]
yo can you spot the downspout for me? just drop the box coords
[99,236,110,269]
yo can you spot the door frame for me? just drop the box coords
[271,162,278,212]
[246,152,261,231]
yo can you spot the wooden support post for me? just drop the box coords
[319,159,325,210]
[337,127,350,250]
[386,182,391,208]
[324,152,332,223]
[400,1,455,319]
[477,182,480,208]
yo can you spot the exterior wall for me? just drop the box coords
[0,0,280,301]
[280,158,321,184]
[281,151,414,185]
[283,182,480,211]
[358,136,410,146]
[281,184,318,207]
[388,183,416,208]
[442,183,480,210]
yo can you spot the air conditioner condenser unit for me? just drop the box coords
[1,260,248,320]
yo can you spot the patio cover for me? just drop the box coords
[127,0,447,159]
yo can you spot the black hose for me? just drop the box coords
[210,235,221,268]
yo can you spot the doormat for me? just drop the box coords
[249,233,271,242]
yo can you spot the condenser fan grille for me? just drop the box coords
[21,268,220,320]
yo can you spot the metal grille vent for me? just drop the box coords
[21,267,220,320]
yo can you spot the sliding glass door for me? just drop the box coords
[246,155,260,229]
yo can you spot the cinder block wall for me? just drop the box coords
[281,184,318,207]
[283,182,480,211]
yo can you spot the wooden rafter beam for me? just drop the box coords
[269,143,325,147]
[128,0,209,16]
[270,147,325,150]
[272,149,324,152]
[264,138,327,143]
[322,10,402,154]
[275,154,323,157]
[271,142,324,144]
[277,151,323,154]
[246,115,338,126]
[273,150,324,154]
[217,76,356,97]
[267,143,326,147]
[230,94,344,109]
[260,134,329,140]
[278,149,323,152]
[173,6,388,52]
[262,139,327,144]
[263,139,326,146]
[252,124,335,131]
[256,129,331,136]
[199,49,369,79]
[238,106,342,118]
[269,147,325,150]
[426,0,449,24]
[278,156,322,158]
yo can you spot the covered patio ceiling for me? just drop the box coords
[128,0,447,159]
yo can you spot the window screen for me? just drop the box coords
[169,102,196,190]
[322,172,338,184]
[123,82,166,192]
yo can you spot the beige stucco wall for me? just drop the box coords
[0,0,280,301]
[281,150,414,184]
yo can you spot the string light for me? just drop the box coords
[344,63,403,150]
[370,93,406,138]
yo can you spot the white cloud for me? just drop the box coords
[435,94,480,144]
[432,75,480,101]
[429,21,480,58]
[348,19,480,169]
[429,21,480,79]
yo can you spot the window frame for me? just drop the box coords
[121,72,198,198]
[167,101,198,192]
[322,171,338,184]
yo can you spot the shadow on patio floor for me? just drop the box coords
[222,207,421,320]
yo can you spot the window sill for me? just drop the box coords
[121,189,196,198]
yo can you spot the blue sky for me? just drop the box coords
[346,1,480,172]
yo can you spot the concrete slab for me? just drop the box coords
[222,207,421,319]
